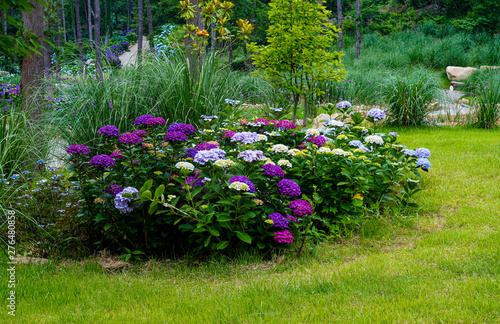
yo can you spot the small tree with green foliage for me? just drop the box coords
[248,0,346,124]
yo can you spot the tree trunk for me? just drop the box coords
[337,0,343,50]
[2,11,7,35]
[87,0,93,51]
[138,0,143,63]
[210,21,216,53]
[127,0,132,30]
[146,0,153,50]
[355,0,361,59]
[227,42,233,65]
[21,0,46,125]
[74,0,84,72]
[185,0,204,74]
[56,4,63,47]
[62,0,67,42]
[94,0,103,79]
[104,0,110,44]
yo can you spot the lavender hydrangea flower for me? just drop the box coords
[119,132,142,145]
[415,148,431,158]
[97,125,120,137]
[277,179,301,197]
[274,230,294,243]
[238,150,265,162]
[403,149,416,157]
[89,154,115,171]
[134,114,154,125]
[289,199,313,216]
[115,187,140,213]
[144,117,166,126]
[231,132,260,144]
[337,101,352,109]
[267,212,289,228]
[229,175,255,193]
[185,148,198,158]
[66,145,91,155]
[196,142,218,151]
[193,148,226,165]
[104,184,123,196]
[389,132,399,137]
[349,140,363,147]
[367,108,386,121]
[262,164,284,178]
[163,131,187,142]
[416,158,431,170]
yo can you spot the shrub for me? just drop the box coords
[67,104,429,256]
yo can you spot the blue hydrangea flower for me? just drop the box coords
[415,148,431,158]
[115,187,140,213]
[416,158,431,170]
[367,108,386,121]
[403,149,416,157]
[336,101,352,109]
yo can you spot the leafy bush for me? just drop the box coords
[461,71,500,129]
[66,104,430,256]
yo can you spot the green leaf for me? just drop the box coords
[235,231,252,244]
[143,179,153,191]
[216,241,229,250]
[103,223,112,231]
[193,227,207,233]
[208,229,220,236]
[154,185,165,199]
[121,193,134,199]
[140,190,152,201]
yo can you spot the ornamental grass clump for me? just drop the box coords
[66,108,430,256]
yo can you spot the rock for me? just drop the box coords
[85,59,95,65]
[480,66,500,71]
[446,66,478,81]
[0,71,10,75]
[460,98,470,105]
[12,257,49,264]
[312,113,331,129]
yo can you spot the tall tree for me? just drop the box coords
[355,0,360,59]
[137,0,143,62]
[21,0,47,124]
[337,0,343,50]
[87,0,93,50]
[61,0,67,41]
[146,0,153,50]
[94,0,103,79]
[74,0,84,72]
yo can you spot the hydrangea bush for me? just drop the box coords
[68,107,430,255]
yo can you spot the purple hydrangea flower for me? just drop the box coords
[277,179,301,197]
[110,149,124,159]
[89,154,115,170]
[337,101,352,109]
[416,158,431,170]
[307,135,326,148]
[115,187,140,213]
[163,131,187,142]
[367,108,386,121]
[415,148,431,158]
[66,145,91,155]
[262,164,284,178]
[389,132,399,137]
[175,124,197,136]
[196,142,218,151]
[274,230,294,243]
[193,148,226,165]
[167,123,183,132]
[289,199,313,216]
[238,150,265,162]
[221,130,236,139]
[119,132,142,145]
[134,114,153,125]
[144,117,166,126]
[229,175,255,193]
[254,118,269,125]
[133,129,148,137]
[231,132,260,144]
[104,184,123,196]
[185,148,198,158]
[268,212,289,228]
[97,125,120,137]
[275,120,296,130]
[182,176,205,190]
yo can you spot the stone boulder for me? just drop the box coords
[312,113,331,129]
[0,71,9,75]
[446,66,478,81]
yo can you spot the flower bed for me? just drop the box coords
[67,104,430,254]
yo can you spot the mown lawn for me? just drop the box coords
[1,127,499,323]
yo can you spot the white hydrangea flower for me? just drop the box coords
[214,159,236,168]
[277,159,292,168]
[305,128,320,137]
[175,162,195,171]
[317,147,331,153]
[257,134,268,142]
[262,158,275,165]
[365,135,384,145]
[271,144,289,153]
[326,120,345,127]
[331,148,352,156]
[229,181,250,191]
[265,131,281,137]
[287,148,301,156]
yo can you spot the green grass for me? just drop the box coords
[2,127,500,323]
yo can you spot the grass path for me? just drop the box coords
[1,128,500,323]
